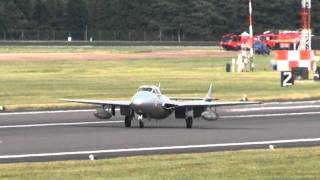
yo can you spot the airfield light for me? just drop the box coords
[89,154,96,160]
[269,145,275,150]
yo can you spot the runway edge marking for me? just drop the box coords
[221,111,320,118]
[0,121,124,129]
[264,100,320,105]
[229,105,320,112]
[1,138,320,159]
[0,109,95,116]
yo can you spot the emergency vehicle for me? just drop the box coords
[256,31,300,50]
[220,33,251,51]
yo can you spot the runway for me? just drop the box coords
[1,100,320,163]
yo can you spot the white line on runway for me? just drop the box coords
[264,100,320,105]
[229,105,320,112]
[1,111,320,129]
[0,121,123,129]
[0,109,95,116]
[221,111,320,119]
[1,138,320,159]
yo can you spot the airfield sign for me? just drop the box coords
[281,71,294,87]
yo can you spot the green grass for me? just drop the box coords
[1,147,320,179]
[1,54,320,110]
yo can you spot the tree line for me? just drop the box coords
[0,0,319,40]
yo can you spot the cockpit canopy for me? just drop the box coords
[137,85,161,95]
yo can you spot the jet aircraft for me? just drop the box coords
[60,84,258,128]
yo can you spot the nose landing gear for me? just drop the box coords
[138,115,144,128]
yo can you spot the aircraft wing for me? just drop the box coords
[164,100,260,109]
[59,99,131,106]
[169,97,218,101]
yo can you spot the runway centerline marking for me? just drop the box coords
[221,111,320,119]
[0,121,123,129]
[0,138,320,159]
[229,105,320,112]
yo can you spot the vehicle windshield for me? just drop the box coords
[222,37,232,42]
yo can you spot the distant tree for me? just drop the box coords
[64,0,88,31]
[14,0,33,20]
[0,2,6,30]
[32,0,51,29]
[312,2,320,35]
[0,0,319,39]
[45,0,65,30]
[182,0,219,40]
[253,0,300,33]
[213,0,247,36]
[0,1,28,31]
[87,0,107,30]
[149,1,184,34]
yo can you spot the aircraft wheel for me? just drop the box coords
[215,113,220,121]
[138,115,144,128]
[185,117,193,129]
[125,116,132,128]
[139,121,144,128]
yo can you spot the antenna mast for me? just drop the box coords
[300,0,312,50]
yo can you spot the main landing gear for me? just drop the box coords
[185,117,193,129]
[125,115,132,128]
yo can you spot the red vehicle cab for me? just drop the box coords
[220,34,241,50]
[220,33,251,51]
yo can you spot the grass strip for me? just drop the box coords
[0,54,320,111]
[0,147,319,179]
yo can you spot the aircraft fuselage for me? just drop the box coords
[131,91,172,119]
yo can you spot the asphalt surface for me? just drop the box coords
[1,100,320,163]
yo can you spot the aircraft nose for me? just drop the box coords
[131,93,154,114]
[132,97,144,106]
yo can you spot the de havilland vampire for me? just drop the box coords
[60,84,258,128]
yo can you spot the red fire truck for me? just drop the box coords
[256,31,300,50]
[221,31,301,51]
[220,33,250,51]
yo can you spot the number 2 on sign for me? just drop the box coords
[283,72,293,86]
[281,71,294,87]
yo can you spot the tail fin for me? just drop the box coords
[158,82,161,94]
[205,83,214,102]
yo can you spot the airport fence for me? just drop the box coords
[0,30,319,49]
[0,30,218,42]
